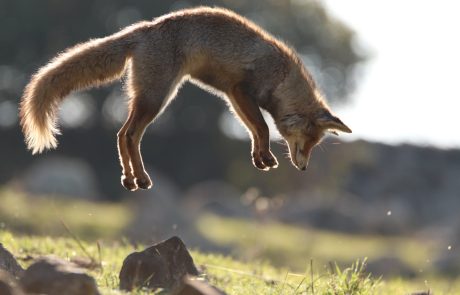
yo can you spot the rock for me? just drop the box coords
[171,276,226,295]
[20,257,100,295]
[119,236,199,291]
[0,270,24,295]
[0,244,24,277]
[408,291,432,295]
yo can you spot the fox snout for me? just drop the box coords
[295,145,312,171]
[289,141,314,171]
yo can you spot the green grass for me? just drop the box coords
[2,230,459,294]
[1,188,460,294]
[1,230,377,294]
[0,188,131,239]
[196,214,438,272]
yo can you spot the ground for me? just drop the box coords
[0,188,459,294]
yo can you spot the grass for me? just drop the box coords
[0,188,442,274]
[1,188,460,294]
[0,230,378,294]
[3,230,460,294]
[195,214,441,273]
[0,188,131,239]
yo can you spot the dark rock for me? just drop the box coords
[20,257,100,295]
[408,291,432,295]
[0,244,24,277]
[119,236,199,291]
[171,276,226,295]
[0,270,24,295]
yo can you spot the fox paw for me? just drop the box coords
[252,150,278,171]
[121,175,138,191]
[136,174,153,190]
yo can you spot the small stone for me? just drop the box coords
[0,244,24,278]
[171,276,226,295]
[20,256,100,295]
[0,270,24,295]
[119,236,199,291]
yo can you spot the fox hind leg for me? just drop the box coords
[118,95,167,190]
[122,76,180,190]
[117,53,181,190]
[118,113,137,191]
[124,101,159,190]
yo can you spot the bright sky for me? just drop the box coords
[322,0,460,148]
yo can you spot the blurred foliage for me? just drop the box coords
[196,214,437,273]
[0,0,366,199]
[0,188,132,239]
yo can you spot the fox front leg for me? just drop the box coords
[252,149,278,171]
[229,84,278,171]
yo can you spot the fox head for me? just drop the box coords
[271,61,352,171]
[277,109,352,170]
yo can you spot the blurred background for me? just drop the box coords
[1,0,460,281]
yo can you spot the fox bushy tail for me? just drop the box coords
[19,25,143,154]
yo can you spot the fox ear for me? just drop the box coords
[317,110,352,133]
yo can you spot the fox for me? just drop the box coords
[19,6,352,191]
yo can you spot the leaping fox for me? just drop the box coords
[20,7,352,191]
